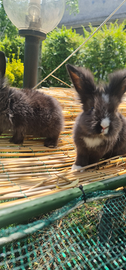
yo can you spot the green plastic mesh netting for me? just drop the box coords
[0,189,126,270]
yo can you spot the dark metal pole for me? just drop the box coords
[23,35,39,88]
[19,29,46,89]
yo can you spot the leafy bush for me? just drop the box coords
[0,36,24,88]
[66,0,79,14]
[80,21,126,82]
[0,35,25,62]
[1,21,126,88]
[41,26,84,87]
[0,1,18,40]
[6,54,24,88]
[41,21,126,87]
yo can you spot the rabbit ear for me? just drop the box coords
[66,64,96,111]
[108,69,126,107]
[0,51,6,78]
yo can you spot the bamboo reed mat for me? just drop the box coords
[0,87,126,208]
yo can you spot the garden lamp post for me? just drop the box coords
[3,0,65,88]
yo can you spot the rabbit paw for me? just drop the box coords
[44,137,58,148]
[10,135,24,145]
[71,164,84,172]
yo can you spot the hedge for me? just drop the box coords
[41,26,84,87]
[0,35,25,62]
[1,21,126,88]
[6,54,24,88]
[81,21,126,82]
[41,22,126,87]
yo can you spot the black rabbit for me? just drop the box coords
[66,63,126,170]
[0,51,64,147]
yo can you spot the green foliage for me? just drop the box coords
[0,0,18,40]
[81,21,126,82]
[41,21,126,87]
[6,55,24,88]
[0,35,25,62]
[41,26,84,87]
[66,0,79,14]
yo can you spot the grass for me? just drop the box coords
[0,195,126,269]
[0,199,106,270]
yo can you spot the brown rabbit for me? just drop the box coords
[66,63,126,170]
[0,51,64,147]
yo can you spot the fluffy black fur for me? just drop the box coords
[0,51,64,147]
[66,63,126,169]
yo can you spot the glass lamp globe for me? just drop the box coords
[3,0,65,34]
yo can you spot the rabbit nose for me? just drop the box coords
[101,117,110,134]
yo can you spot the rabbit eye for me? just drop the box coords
[87,107,94,114]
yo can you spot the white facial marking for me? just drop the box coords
[101,117,110,135]
[83,137,103,148]
[101,117,110,128]
[102,94,109,103]
[71,164,84,172]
